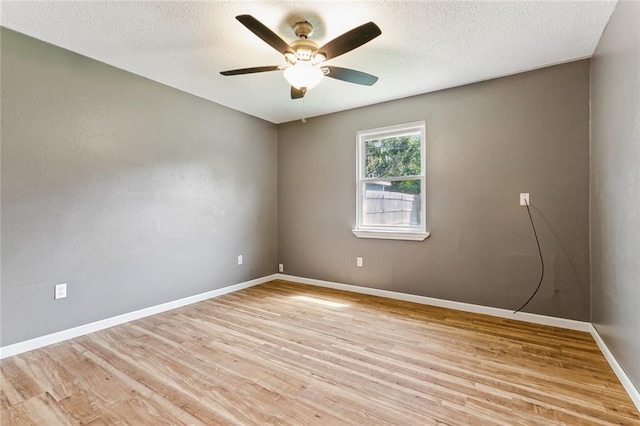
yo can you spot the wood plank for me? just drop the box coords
[1,279,638,425]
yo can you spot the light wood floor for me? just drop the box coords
[1,280,638,425]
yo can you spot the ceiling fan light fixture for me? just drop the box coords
[284,63,324,90]
[221,15,382,100]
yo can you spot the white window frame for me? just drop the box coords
[352,121,430,241]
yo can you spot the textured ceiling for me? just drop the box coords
[1,1,616,124]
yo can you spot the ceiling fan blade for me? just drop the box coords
[318,22,381,61]
[291,86,306,99]
[220,66,281,76]
[236,15,293,55]
[324,66,378,86]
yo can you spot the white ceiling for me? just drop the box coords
[1,1,616,124]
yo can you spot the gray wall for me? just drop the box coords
[0,25,601,348]
[278,60,591,320]
[590,1,640,391]
[1,28,278,346]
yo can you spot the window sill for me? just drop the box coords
[352,229,430,241]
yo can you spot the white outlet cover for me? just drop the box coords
[237,255,243,265]
[54,283,67,299]
[278,264,284,272]
[357,257,363,267]
[520,193,530,206]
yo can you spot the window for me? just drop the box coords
[353,121,429,241]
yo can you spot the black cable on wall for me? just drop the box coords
[514,200,545,314]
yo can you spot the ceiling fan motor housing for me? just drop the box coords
[290,21,323,63]
[289,38,319,62]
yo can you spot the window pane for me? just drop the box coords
[363,180,422,227]
[365,134,421,178]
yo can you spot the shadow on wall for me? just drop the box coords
[530,204,589,312]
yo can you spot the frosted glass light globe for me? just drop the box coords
[284,63,324,90]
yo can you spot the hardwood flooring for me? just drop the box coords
[1,280,638,425]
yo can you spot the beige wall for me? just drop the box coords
[278,60,591,320]
[590,0,640,391]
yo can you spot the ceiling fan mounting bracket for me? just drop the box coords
[293,21,314,39]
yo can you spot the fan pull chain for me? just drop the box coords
[301,97,307,123]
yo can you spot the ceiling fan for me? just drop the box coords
[220,15,382,99]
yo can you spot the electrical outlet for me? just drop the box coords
[54,283,67,300]
[237,255,243,265]
[357,257,363,267]
[278,264,284,272]
[520,193,530,206]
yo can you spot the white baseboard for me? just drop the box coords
[589,324,640,411]
[0,274,278,359]
[276,274,591,332]
[3,272,637,413]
